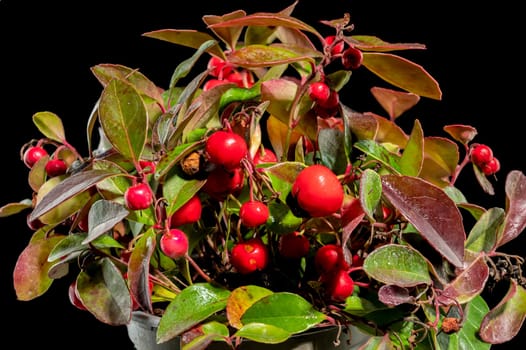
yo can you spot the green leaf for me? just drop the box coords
[227,44,317,68]
[235,323,292,344]
[362,52,442,100]
[354,140,402,174]
[363,244,431,287]
[0,200,32,217]
[226,285,273,329]
[163,172,205,217]
[83,199,129,244]
[240,292,326,334]
[157,283,231,344]
[13,234,66,300]
[142,29,224,58]
[266,201,302,234]
[48,233,87,262]
[465,207,505,253]
[398,119,423,177]
[99,78,148,163]
[359,169,382,221]
[77,257,132,325]
[32,111,65,142]
[318,127,347,174]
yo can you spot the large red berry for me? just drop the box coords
[279,232,310,259]
[470,144,493,166]
[230,237,269,274]
[308,82,331,104]
[23,145,48,168]
[324,269,355,302]
[239,200,269,228]
[124,183,154,211]
[341,46,363,70]
[160,228,189,259]
[45,159,68,177]
[253,148,278,165]
[205,130,248,170]
[291,164,344,217]
[202,166,244,201]
[169,195,202,227]
[315,244,348,274]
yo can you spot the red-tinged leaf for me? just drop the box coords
[0,200,32,217]
[369,112,408,149]
[378,285,414,306]
[479,279,526,344]
[443,124,478,145]
[370,87,420,120]
[90,64,164,107]
[142,29,224,58]
[399,119,424,177]
[13,234,66,301]
[420,137,459,188]
[341,195,366,247]
[497,170,526,247]
[472,162,495,195]
[226,44,317,69]
[342,106,378,142]
[99,78,147,163]
[351,35,426,52]
[82,199,129,244]
[363,244,432,287]
[77,257,132,326]
[202,10,246,50]
[29,169,119,222]
[381,175,465,267]
[226,285,273,329]
[265,115,302,161]
[439,254,489,304]
[128,229,156,313]
[362,52,442,100]
[207,13,320,37]
[32,111,65,143]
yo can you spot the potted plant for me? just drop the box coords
[3,1,526,349]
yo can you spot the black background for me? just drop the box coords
[1,0,525,348]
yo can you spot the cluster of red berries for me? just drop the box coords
[470,144,500,176]
[203,56,255,91]
[23,144,68,178]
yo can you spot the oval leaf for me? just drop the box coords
[235,323,291,344]
[83,199,129,244]
[498,170,526,247]
[359,169,382,221]
[226,285,273,329]
[32,111,65,142]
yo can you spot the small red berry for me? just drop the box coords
[325,35,345,55]
[169,195,202,227]
[225,70,254,88]
[45,159,68,177]
[23,145,48,168]
[230,237,269,274]
[324,269,355,302]
[124,183,154,211]
[308,82,331,104]
[205,130,248,170]
[239,200,269,228]
[253,148,278,165]
[207,56,233,78]
[160,228,189,259]
[291,164,344,217]
[202,166,244,201]
[315,244,349,274]
[139,160,156,175]
[470,144,493,166]
[278,232,310,259]
[203,78,232,91]
[341,46,363,70]
[481,157,500,175]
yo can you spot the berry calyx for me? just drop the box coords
[230,237,269,274]
[45,159,68,177]
[205,130,248,170]
[160,228,189,259]
[169,194,202,227]
[23,145,48,168]
[124,182,154,211]
[291,164,344,217]
[278,232,310,259]
[239,200,270,228]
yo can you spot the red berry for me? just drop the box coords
[470,144,493,166]
[278,232,310,259]
[203,78,232,91]
[202,166,244,201]
[160,228,189,259]
[341,46,363,70]
[253,148,278,165]
[315,244,349,274]
[124,183,154,210]
[225,70,254,88]
[230,237,269,274]
[205,130,248,170]
[481,157,500,175]
[325,35,345,55]
[207,56,233,78]
[169,195,202,227]
[308,82,331,104]
[239,200,269,228]
[23,145,48,168]
[324,269,355,302]
[68,280,87,311]
[139,160,156,175]
[45,159,68,177]
[291,164,344,217]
